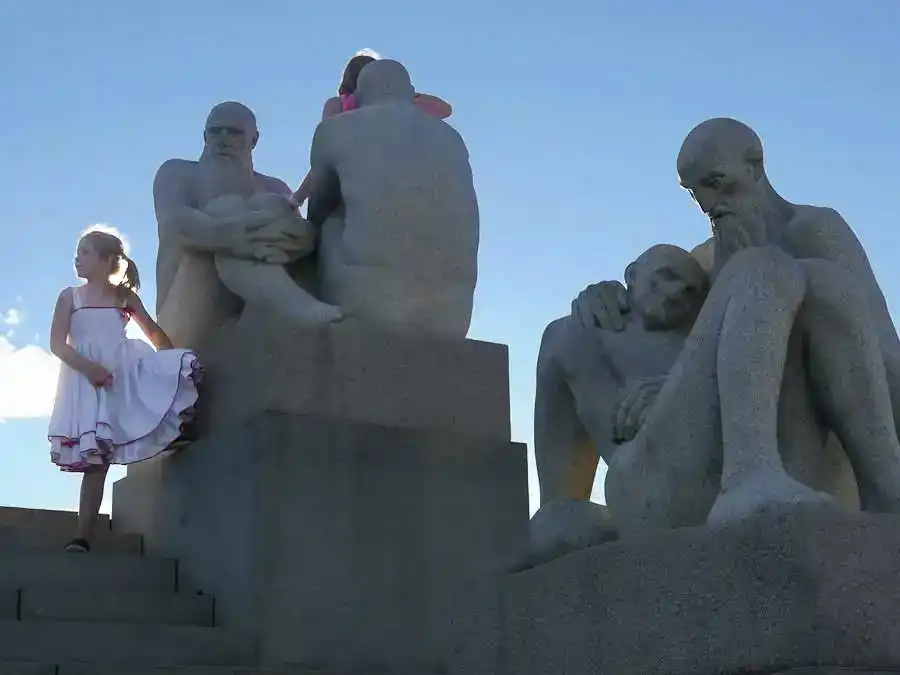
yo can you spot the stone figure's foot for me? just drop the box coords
[284,300,344,326]
[505,499,618,573]
[857,482,900,515]
[707,468,836,528]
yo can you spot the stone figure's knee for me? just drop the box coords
[800,258,864,306]
[721,246,805,301]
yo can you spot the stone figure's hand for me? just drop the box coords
[572,281,629,331]
[613,376,666,443]
[242,215,315,263]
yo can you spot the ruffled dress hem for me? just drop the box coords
[49,353,202,473]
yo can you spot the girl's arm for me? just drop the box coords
[414,92,453,120]
[292,171,314,207]
[50,289,108,377]
[125,292,174,351]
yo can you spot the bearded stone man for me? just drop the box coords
[153,102,338,350]
[567,118,900,532]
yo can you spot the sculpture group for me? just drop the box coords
[528,117,900,566]
[150,57,900,567]
[153,59,479,349]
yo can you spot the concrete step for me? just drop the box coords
[0,551,175,592]
[58,666,319,674]
[21,587,213,626]
[0,507,110,532]
[0,664,55,675]
[0,524,142,555]
[0,587,17,620]
[0,620,255,666]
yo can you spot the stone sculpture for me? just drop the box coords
[545,117,900,542]
[526,244,709,564]
[307,59,480,338]
[153,102,340,349]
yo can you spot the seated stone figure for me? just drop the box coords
[567,118,900,537]
[306,59,480,339]
[153,102,339,350]
[206,193,343,325]
[526,244,710,566]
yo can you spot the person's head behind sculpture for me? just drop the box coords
[338,51,379,96]
[624,244,709,331]
[354,59,415,107]
[676,118,773,229]
[201,102,259,170]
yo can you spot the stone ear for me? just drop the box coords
[624,262,636,287]
[251,133,259,150]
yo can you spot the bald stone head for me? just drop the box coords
[625,244,709,331]
[202,102,259,164]
[355,59,416,107]
[676,118,769,226]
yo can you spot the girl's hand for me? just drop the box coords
[86,363,113,388]
[289,192,305,209]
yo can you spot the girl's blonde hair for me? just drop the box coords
[79,226,141,299]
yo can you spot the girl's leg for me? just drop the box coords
[75,464,109,543]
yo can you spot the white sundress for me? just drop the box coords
[48,286,201,472]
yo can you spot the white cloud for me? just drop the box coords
[0,335,59,421]
[1,309,22,326]
[0,314,151,421]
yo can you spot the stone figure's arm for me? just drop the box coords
[153,160,250,255]
[783,208,900,355]
[306,124,342,226]
[534,319,601,506]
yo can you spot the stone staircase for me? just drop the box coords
[0,506,306,674]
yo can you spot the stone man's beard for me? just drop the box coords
[712,200,769,267]
[196,149,256,206]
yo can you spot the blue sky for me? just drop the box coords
[2,1,900,516]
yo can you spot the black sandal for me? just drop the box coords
[64,538,90,553]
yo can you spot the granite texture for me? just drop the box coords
[453,507,900,675]
[308,59,480,338]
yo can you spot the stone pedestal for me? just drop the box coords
[451,507,900,675]
[113,321,528,672]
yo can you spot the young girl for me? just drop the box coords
[291,50,454,208]
[48,228,200,553]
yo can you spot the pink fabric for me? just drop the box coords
[413,96,448,118]
[340,92,447,118]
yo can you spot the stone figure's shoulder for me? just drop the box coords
[789,203,849,235]
[539,315,595,365]
[155,158,198,180]
[254,172,291,196]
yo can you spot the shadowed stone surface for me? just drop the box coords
[162,318,511,445]
[452,507,900,675]
[114,412,528,672]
